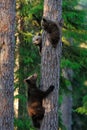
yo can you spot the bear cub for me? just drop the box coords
[24,73,54,128]
[32,34,42,54]
[41,17,62,47]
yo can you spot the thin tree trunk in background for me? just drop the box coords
[16,2,27,129]
[18,17,27,124]
[41,0,62,130]
[61,94,72,130]
[0,0,15,130]
[61,68,73,130]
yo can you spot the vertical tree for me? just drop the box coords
[61,68,73,130]
[0,0,15,130]
[17,0,27,124]
[15,1,31,129]
[41,0,62,130]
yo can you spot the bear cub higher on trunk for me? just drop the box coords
[41,17,62,47]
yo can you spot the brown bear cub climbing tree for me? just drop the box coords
[41,17,62,47]
[24,73,54,128]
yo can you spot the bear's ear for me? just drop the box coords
[30,73,38,84]
[33,73,37,77]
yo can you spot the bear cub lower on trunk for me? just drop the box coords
[24,73,54,128]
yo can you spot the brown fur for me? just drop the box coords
[41,17,62,47]
[24,73,54,128]
[27,102,45,117]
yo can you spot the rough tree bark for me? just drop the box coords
[41,0,62,130]
[61,68,73,130]
[0,0,15,130]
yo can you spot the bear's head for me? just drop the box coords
[41,17,50,31]
[41,17,57,33]
[24,73,37,88]
[32,34,42,46]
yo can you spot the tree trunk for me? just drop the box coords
[61,68,73,130]
[16,2,28,129]
[41,0,62,130]
[17,18,27,129]
[0,0,15,130]
[61,94,72,130]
